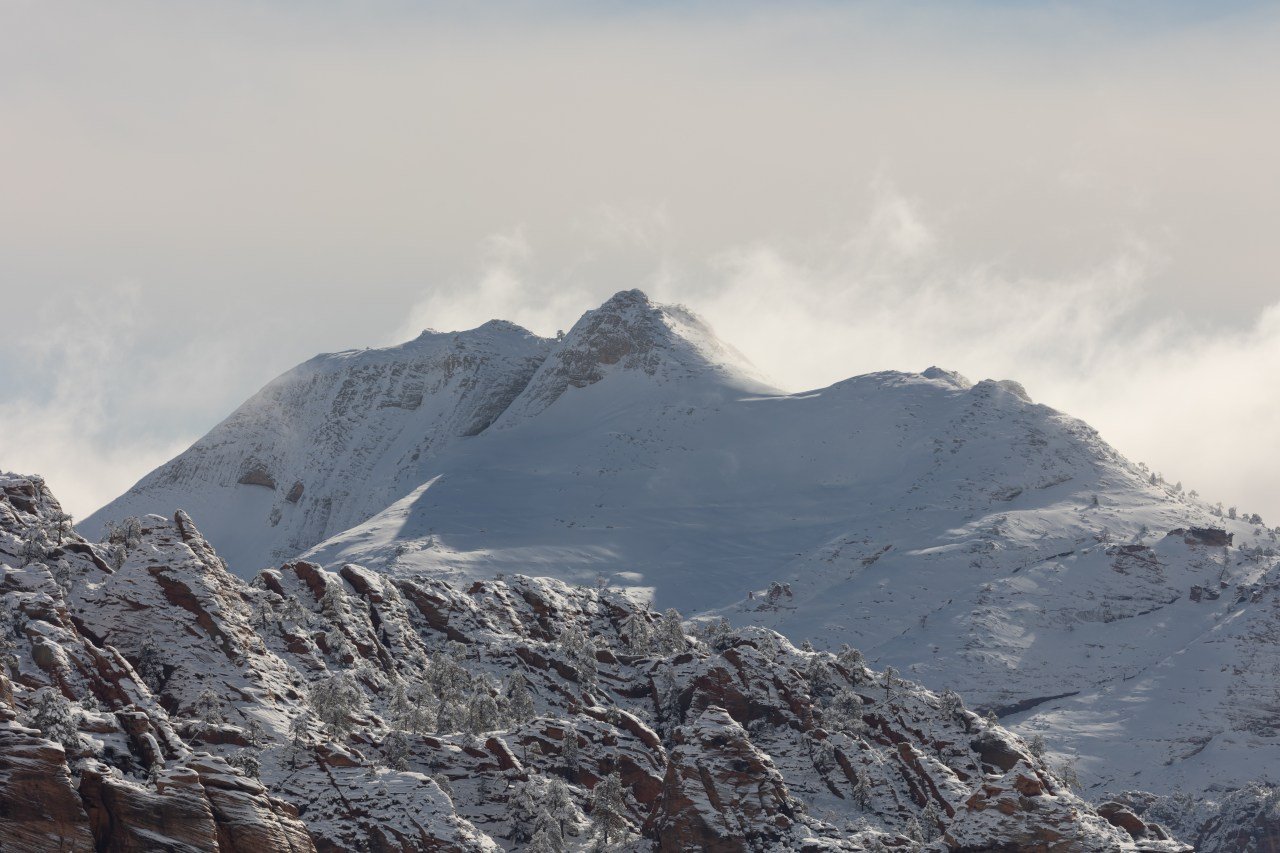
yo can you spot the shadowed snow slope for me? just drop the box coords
[83,319,551,574]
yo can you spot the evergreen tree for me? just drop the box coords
[824,689,867,736]
[507,777,542,842]
[426,652,471,730]
[107,544,127,571]
[558,627,599,687]
[228,748,261,779]
[836,644,866,677]
[288,713,310,768]
[700,618,733,651]
[105,517,143,551]
[589,772,628,848]
[560,726,582,776]
[281,595,310,628]
[319,580,347,621]
[406,681,440,733]
[433,773,453,800]
[656,666,683,732]
[544,776,576,837]
[527,827,562,853]
[51,561,74,596]
[254,596,275,632]
[245,718,268,747]
[19,523,47,567]
[50,511,73,544]
[0,609,17,674]
[656,608,688,654]
[134,637,165,692]
[309,672,366,738]
[387,680,413,728]
[1054,754,1083,791]
[435,698,462,734]
[381,729,411,770]
[882,666,899,704]
[920,801,944,839]
[506,674,536,725]
[324,628,355,662]
[806,654,837,698]
[620,612,655,656]
[813,738,837,773]
[28,687,80,753]
[194,687,224,727]
[851,769,871,808]
[464,691,501,735]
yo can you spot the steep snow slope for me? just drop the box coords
[84,320,551,574]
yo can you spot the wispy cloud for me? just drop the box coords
[3,285,190,519]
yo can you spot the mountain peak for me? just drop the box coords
[921,365,973,390]
[492,291,775,427]
[595,287,656,312]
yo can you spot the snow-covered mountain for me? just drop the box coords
[5,473,1182,850]
[84,320,551,574]
[81,289,1280,846]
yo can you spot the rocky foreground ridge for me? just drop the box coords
[0,472,1191,851]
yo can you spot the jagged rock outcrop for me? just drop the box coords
[0,710,97,852]
[649,707,800,851]
[3,472,1186,850]
[1125,786,1280,853]
[491,288,773,427]
[0,474,317,853]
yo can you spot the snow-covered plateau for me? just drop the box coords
[9,289,1280,848]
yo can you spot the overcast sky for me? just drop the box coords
[3,0,1280,522]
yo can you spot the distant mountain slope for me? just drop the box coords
[83,320,551,574]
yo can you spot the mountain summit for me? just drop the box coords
[493,289,775,428]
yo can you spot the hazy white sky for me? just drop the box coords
[3,0,1280,522]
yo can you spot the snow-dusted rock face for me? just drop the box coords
[3,473,1180,851]
[491,288,775,428]
[0,474,315,852]
[83,321,552,575]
